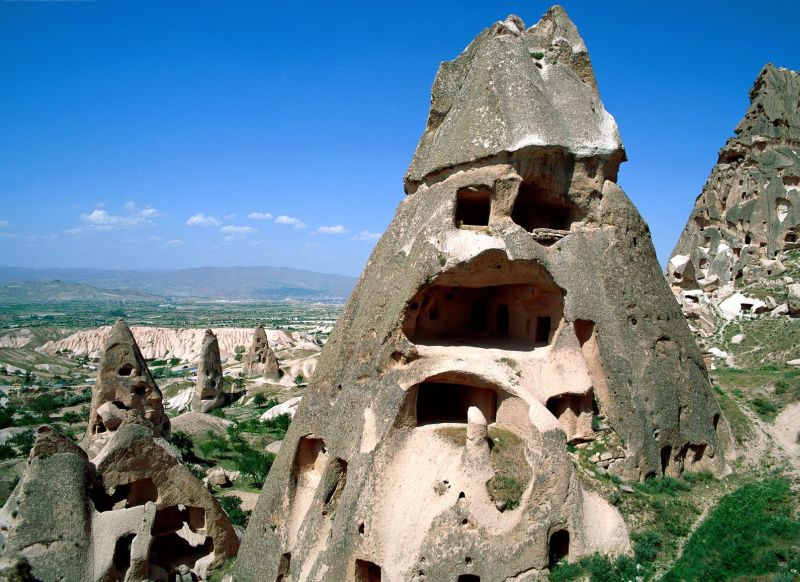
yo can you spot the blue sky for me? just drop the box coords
[1,1,798,277]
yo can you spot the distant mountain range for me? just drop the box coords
[0,266,357,302]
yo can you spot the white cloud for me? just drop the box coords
[0,232,17,239]
[165,239,185,247]
[63,228,83,236]
[79,202,159,229]
[221,225,257,235]
[274,215,307,229]
[0,220,9,227]
[317,225,347,234]
[353,230,381,241]
[186,213,221,227]
[247,212,273,221]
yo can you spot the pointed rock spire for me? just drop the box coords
[242,325,281,381]
[404,5,624,194]
[84,318,169,457]
[193,329,225,413]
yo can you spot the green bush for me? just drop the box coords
[635,475,691,496]
[218,495,250,527]
[750,396,779,420]
[631,530,662,562]
[171,431,195,459]
[238,450,275,486]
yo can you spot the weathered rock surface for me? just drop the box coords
[0,419,240,582]
[84,318,170,457]
[668,64,800,327]
[242,325,281,380]
[193,329,225,413]
[236,7,727,581]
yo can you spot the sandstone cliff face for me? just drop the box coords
[193,329,225,413]
[84,318,170,457]
[668,65,800,329]
[235,7,728,581]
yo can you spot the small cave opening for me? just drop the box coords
[548,529,570,568]
[413,381,498,426]
[293,437,328,485]
[402,252,564,350]
[660,445,672,476]
[786,232,797,243]
[355,559,382,582]
[112,533,136,580]
[152,505,206,537]
[574,320,595,347]
[275,552,291,582]
[149,531,213,578]
[458,576,480,582]
[118,364,134,376]
[455,186,492,228]
[511,180,581,232]
[132,382,147,396]
[93,477,159,512]
[545,392,594,442]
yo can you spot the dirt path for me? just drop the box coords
[770,401,800,475]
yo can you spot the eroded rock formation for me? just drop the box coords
[0,420,239,582]
[242,325,280,381]
[235,7,728,580]
[193,329,225,413]
[84,318,170,457]
[668,65,800,330]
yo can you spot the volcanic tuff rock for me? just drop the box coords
[0,419,239,582]
[84,318,170,458]
[242,325,281,380]
[236,6,728,581]
[668,65,800,328]
[193,329,225,413]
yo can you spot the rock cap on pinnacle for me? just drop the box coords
[404,4,624,193]
[733,63,800,142]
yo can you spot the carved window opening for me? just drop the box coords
[118,364,134,376]
[112,533,135,580]
[355,559,382,582]
[414,381,498,426]
[455,187,491,227]
[93,477,158,512]
[275,552,291,582]
[548,529,570,568]
[660,445,672,475]
[402,252,564,350]
[511,181,579,232]
[545,392,594,443]
[458,576,480,582]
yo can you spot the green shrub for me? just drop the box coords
[631,530,662,562]
[218,495,250,527]
[485,475,523,510]
[750,397,779,420]
[171,431,195,459]
[238,450,275,486]
[635,475,691,495]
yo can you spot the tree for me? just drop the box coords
[29,393,58,418]
[218,495,250,527]
[61,411,82,425]
[238,449,275,487]
[171,431,195,459]
[234,345,246,362]
[252,393,267,408]
[233,374,246,392]
[293,374,305,386]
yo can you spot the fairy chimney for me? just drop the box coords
[84,318,169,457]
[242,325,280,381]
[235,6,729,580]
[193,329,225,413]
[668,64,800,329]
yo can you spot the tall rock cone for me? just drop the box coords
[242,324,281,380]
[236,6,729,580]
[193,329,225,412]
[84,318,170,457]
[668,64,800,330]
